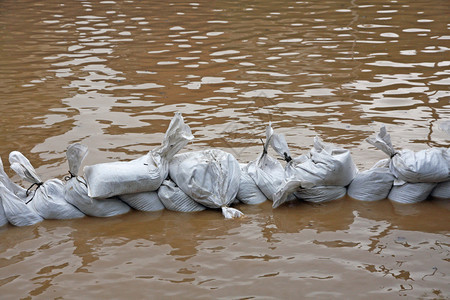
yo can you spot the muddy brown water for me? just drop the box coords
[0,0,449,298]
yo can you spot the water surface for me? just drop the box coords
[0,0,449,298]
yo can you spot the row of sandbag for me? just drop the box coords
[271,125,449,207]
[0,113,449,227]
[0,113,244,227]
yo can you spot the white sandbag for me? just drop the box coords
[388,182,436,204]
[236,163,267,205]
[119,191,165,212]
[0,200,7,227]
[273,136,357,208]
[84,112,193,199]
[295,186,347,203]
[158,180,205,212]
[0,181,43,226]
[64,143,131,217]
[169,149,243,219]
[431,180,450,199]
[247,124,287,201]
[366,126,450,183]
[0,156,27,199]
[347,159,395,201]
[9,151,85,220]
[285,136,357,187]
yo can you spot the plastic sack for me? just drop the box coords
[119,191,165,212]
[0,157,43,226]
[84,112,194,199]
[9,151,85,220]
[347,159,395,201]
[0,181,43,226]
[431,180,450,199]
[273,136,357,208]
[286,137,357,187]
[157,180,205,212]
[236,163,267,205]
[64,143,131,217]
[388,182,437,204]
[247,124,288,201]
[366,126,450,184]
[295,186,347,203]
[169,149,243,219]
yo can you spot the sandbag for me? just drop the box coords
[119,191,165,212]
[158,180,205,212]
[366,126,449,184]
[236,163,267,205]
[295,186,347,203]
[9,151,85,220]
[0,181,43,226]
[273,136,357,208]
[431,180,450,199]
[0,157,43,226]
[0,200,7,227]
[286,136,357,187]
[0,156,27,199]
[347,159,395,201]
[247,124,288,201]
[84,112,193,198]
[169,149,243,219]
[388,182,436,204]
[64,143,131,217]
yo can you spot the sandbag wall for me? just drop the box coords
[0,115,448,227]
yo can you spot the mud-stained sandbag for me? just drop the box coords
[347,159,395,201]
[247,124,288,201]
[169,149,243,219]
[158,180,205,212]
[64,143,131,217]
[295,185,347,203]
[367,126,449,184]
[9,151,85,220]
[119,191,165,212]
[236,163,267,205]
[84,112,193,199]
[430,180,450,199]
[388,182,437,204]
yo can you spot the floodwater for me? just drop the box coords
[0,0,449,298]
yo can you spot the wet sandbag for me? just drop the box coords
[0,184,8,226]
[84,112,193,199]
[367,126,450,183]
[347,159,395,201]
[158,180,205,212]
[0,181,43,226]
[64,143,131,217]
[273,136,357,208]
[295,186,347,203]
[388,182,437,204]
[247,124,288,201]
[236,163,267,205]
[119,191,164,212]
[431,180,450,199]
[9,151,85,220]
[286,136,357,187]
[0,156,27,199]
[0,157,43,226]
[169,149,243,219]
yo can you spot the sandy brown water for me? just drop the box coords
[0,0,449,299]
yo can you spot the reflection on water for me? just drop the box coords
[0,0,449,298]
